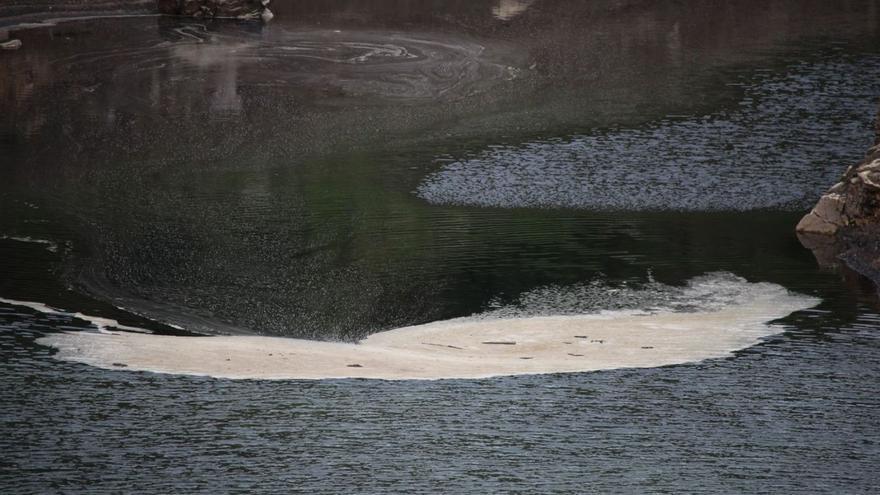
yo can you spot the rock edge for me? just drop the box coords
[797,103,880,287]
[157,0,273,22]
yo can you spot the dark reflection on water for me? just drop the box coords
[2,0,880,492]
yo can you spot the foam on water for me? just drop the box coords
[416,56,880,211]
[33,273,819,380]
[0,235,59,252]
[0,14,159,33]
[0,298,152,334]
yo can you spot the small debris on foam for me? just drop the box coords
[32,273,820,380]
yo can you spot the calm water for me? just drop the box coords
[2,1,880,492]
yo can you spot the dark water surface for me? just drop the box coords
[2,1,880,492]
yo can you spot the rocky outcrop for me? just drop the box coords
[157,0,273,21]
[797,104,880,287]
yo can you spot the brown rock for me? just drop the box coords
[798,102,880,290]
[797,231,842,268]
[828,181,847,193]
[157,0,178,14]
[796,211,839,235]
[157,0,272,20]
[858,169,880,190]
[857,158,880,172]
[797,193,846,235]
[816,193,847,225]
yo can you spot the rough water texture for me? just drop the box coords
[2,2,880,492]
[35,274,819,379]
[417,57,880,211]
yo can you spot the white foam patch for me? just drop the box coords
[1,14,161,33]
[31,274,819,380]
[0,297,151,334]
[0,235,59,252]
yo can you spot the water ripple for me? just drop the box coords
[417,55,880,210]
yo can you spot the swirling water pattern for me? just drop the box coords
[2,2,880,493]
[134,24,522,100]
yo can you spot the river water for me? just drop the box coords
[2,1,880,492]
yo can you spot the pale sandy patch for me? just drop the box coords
[35,279,817,380]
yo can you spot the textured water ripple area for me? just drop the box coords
[2,301,880,493]
[47,22,525,102]
[2,3,880,493]
[417,55,880,211]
